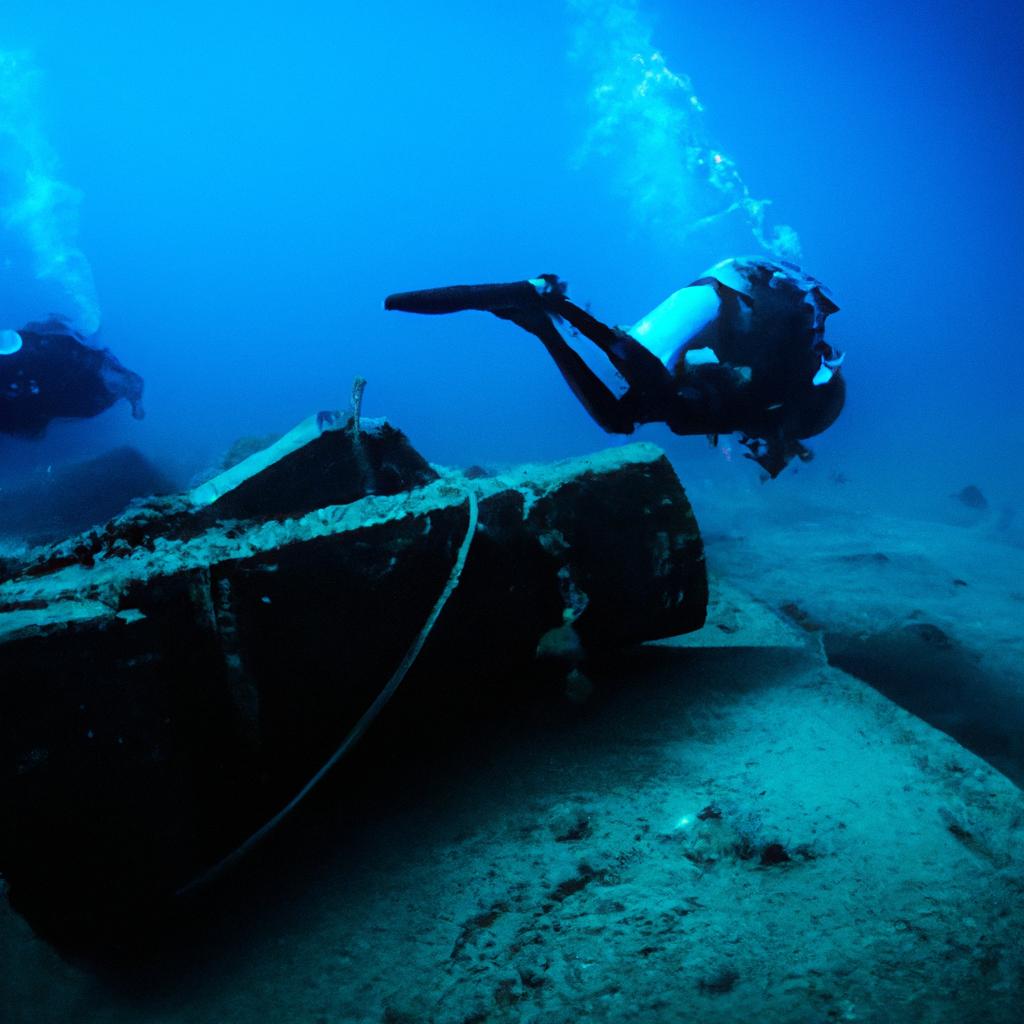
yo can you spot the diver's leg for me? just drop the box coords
[538,292,768,440]
[384,277,653,432]
[385,281,554,315]
[543,295,676,399]
[542,294,780,443]
[386,277,667,391]
[493,306,638,434]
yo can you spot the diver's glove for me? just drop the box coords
[739,433,814,479]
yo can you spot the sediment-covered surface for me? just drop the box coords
[1,469,1022,1022]
[700,490,1024,788]
[2,641,1021,1023]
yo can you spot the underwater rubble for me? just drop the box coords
[0,411,707,942]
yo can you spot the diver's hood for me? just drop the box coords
[694,256,839,315]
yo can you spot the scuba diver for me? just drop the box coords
[385,256,845,477]
[0,316,144,438]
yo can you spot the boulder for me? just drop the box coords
[0,446,177,545]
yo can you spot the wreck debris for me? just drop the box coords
[0,412,707,940]
[177,488,481,896]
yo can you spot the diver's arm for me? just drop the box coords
[738,433,813,479]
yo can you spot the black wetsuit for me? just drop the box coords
[385,258,846,477]
[0,318,144,438]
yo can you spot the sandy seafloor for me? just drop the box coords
[1,467,1022,1024]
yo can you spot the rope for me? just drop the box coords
[177,488,479,898]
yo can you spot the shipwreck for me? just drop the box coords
[0,407,707,941]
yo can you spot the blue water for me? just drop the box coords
[1,0,1022,511]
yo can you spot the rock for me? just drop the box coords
[952,484,988,510]
[0,446,177,545]
[0,412,707,942]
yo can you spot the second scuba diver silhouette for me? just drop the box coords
[0,317,144,439]
[385,256,845,478]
